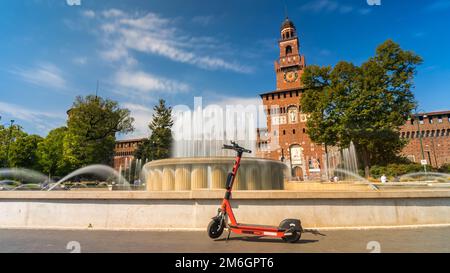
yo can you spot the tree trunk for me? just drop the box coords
[362,147,370,178]
[324,144,330,181]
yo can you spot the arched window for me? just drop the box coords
[285,45,292,55]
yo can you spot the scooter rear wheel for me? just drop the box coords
[282,231,301,243]
[207,219,224,239]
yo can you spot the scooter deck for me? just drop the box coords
[229,223,283,232]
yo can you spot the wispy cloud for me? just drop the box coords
[0,101,64,133]
[91,9,252,73]
[115,69,190,94]
[73,56,87,65]
[81,9,96,18]
[9,63,67,90]
[192,15,214,26]
[300,0,372,15]
[203,93,266,128]
[121,102,153,138]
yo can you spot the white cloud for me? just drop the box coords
[192,15,214,26]
[9,63,67,90]
[81,10,96,18]
[102,9,126,18]
[0,101,64,134]
[96,9,252,73]
[115,69,190,94]
[121,102,153,138]
[204,94,266,128]
[300,0,371,15]
[73,56,87,65]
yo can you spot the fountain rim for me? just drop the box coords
[143,156,288,167]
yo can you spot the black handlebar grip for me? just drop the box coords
[222,144,234,150]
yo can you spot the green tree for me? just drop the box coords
[135,99,173,161]
[0,124,28,168]
[9,134,43,170]
[63,95,134,171]
[36,127,67,177]
[301,40,422,177]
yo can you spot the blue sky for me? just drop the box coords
[0,0,449,138]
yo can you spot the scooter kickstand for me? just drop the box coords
[226,228,231,242]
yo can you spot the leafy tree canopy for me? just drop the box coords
[36,126,67,177]
[63,95,134,170]
[301,40,423,177]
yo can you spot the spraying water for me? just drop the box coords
[398,172,450,182]
[172,98,257,157]
[47,164,129,191]
[324,142,359,180]
[0,168,53,186]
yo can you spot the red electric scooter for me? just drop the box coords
[207,141,316,243]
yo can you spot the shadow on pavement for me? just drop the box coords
[214,236,320,244]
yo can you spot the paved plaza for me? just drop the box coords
[0,226,449,253]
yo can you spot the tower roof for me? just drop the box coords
[281,17,295,30]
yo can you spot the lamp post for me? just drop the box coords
[5,120,15,168]
[414,109,427,173]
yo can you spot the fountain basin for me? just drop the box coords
[142,157,287,191]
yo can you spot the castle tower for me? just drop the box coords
[257,18,324,181]
[275,18,306,90]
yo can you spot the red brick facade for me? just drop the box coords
[256,18,325,180]
[113,138,145,170]
[399,111,450,168]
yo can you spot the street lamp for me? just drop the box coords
[5,120,15,168]
[413,109,427,173]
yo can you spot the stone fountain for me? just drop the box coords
[142,98,288,191]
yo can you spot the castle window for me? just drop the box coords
[293,129,296,134]
[286,45,292,55]
[302,128,306,133]
[284,93,287,98]
[290,91,292,97]
[272,94,274,100]
[283,130,286,135]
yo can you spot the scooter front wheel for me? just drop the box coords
[207,219,224,239]
[282,231,301,243]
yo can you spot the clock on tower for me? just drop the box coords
[274,17,305,91]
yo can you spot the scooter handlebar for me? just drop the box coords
[222,142,252,154]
